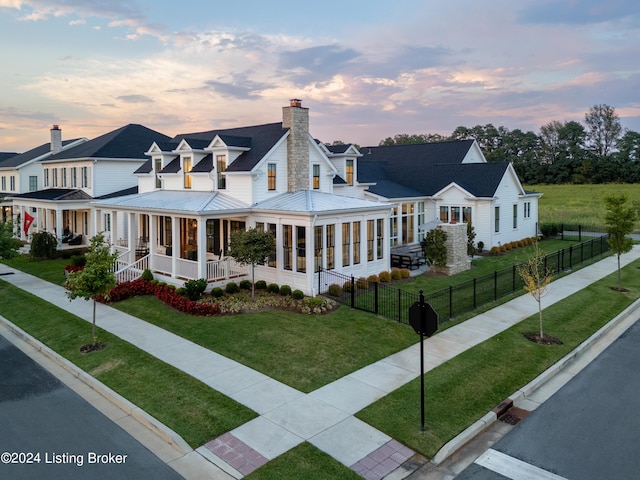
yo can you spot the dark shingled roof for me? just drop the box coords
[95,186,138,199]
[161,156,181,174]
[134,159,153,174]
[217,135,252,148]
[46,124,171,161]
[173,123,287,173]
[357,140,508,198]
[0,140,83,168]
[191,154,213,173]
[10,188,93,201]
[325,144,352,154]
[0,152,19,165]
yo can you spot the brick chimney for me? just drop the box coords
[282,99,309,192]
[50,125,62,154]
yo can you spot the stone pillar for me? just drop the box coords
[440,223,470,275]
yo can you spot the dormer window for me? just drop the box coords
[155,158,162,188]
[217,154,226,189]
[268,163,276,190]
[184,157,192,189]
[346,159,354,185]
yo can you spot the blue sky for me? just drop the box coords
[1,0,639,152]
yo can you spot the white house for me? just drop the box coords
[9,124,171,246]
[93,100,393,295]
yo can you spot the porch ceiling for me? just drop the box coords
[91,190,250,215]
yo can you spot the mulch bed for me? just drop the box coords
[80,342,106,353]
[523,332,563,345]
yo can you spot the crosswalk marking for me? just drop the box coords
[475,449,568,480]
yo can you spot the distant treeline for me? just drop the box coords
[377,104,640,185]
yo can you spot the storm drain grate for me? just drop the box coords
[499,406,530,425]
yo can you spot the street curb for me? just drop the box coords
[0,316,192,456]
[431,298,640,466]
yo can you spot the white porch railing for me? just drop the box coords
[114,254,149,283]
[206,257,248,281]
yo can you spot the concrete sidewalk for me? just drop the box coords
[1,245,639,479]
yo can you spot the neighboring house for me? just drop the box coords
[0,126,87,223]
[9,124,171,246]
[351,141,541,250]
[93,100,392,295]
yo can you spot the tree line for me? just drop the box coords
[378,104,640,185]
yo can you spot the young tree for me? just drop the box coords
[604,193,636,290]
[0,222,21,260]
[424,227,447,269]
[466,222,477,257]
[65,233,118,346]
[517,241,553,341]
[227,228,274,298]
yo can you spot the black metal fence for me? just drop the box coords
[318,234,610,326]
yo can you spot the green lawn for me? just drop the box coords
[112,298,418,393]
[0,280,256,448]
[357,259,640,458]
[2,255,68,286]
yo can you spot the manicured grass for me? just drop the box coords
[2,255,68,286]
[527,183,640,230]
[246,443,361,480]
[0,280,256,448]
[357,259,640,459]
[112,299,418,393]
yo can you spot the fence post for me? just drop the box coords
[449,285,453,319]
[473,278,477,309]
[569,245,573,269]
[350,276,355,308]
[398,289,402,322]
[579,224,582,242]
[561,223,564,240]
[374,282,379,316]
[512,265,516,293]
[494,270,498,301]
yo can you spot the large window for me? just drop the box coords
[463,207,472,224]
[342,223,350,266]
[81,166,89,188]
[524,202,531,218]
[1,176,5,191]
[451,206,461,223]
[183,157,192,189]
[155,158,163,188]
[52,168,58,187]
[390,207,398,246]
[439,206,449,223]
[71,167,77,188]
[346,159,354,185]
[61,167,67,188]
[326,224,335,270]
[418,202,425,242]
[495,206,500,233]
[513,204,518,229]
[313,164,320,189]
[217,155,226,189]
[367,220,374,261]
[29,176,37,192]
[158,216,172,247]
[283,225,293,271]
[314,226,323,272]
[268,163,276,190]
[296,226,306,273]
[9,176,15,191]
[267,223,277,267]
[401,203,414,243]
[377,219,384,259]
[353,221,361,265]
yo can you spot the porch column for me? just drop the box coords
[149,214,157,271]
[171,215,179,279]
[93,207,101,238]
[111,210,118,246]
[127,212,136,264]
[197,218,206,279]
[56,209,63,249]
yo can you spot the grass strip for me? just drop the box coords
[357,259,640,458]
[0,280,256,448]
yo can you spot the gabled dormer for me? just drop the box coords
[204,135,252,191]
[324,143,362,188]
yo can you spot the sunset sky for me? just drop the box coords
[1,0,639,152]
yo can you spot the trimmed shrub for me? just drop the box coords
[211,287,224,298]
[292,289,304,300]
[30,231,58,259]
[490,246,501,255]
[239,279,252,290]
[183,278,208,301]
[400,268,410,279]
[342,282,353,293]
[390,268,402,280]
[71,254,87,267]
[355,277,368,290]
[280,285,292,296]
[327,284,342,296]
[367,274,379,284]
[379,271,391,282]
[225,282,239,294]
[140,268,154,281]
[255,280,267,290]
[267,283,280,294]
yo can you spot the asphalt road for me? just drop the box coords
[456,318,640,479]
[0,333,183,480]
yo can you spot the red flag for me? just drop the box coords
[23,212,34,235]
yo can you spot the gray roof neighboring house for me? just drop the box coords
[0,139,85,169]
[0,152,19,165]
[357,140,509,199]
[44,124,171,161]
[9,188,93,201]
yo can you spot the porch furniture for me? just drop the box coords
[68,234,83,246]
